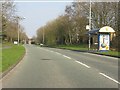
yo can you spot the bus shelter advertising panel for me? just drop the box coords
[99,34,110,51]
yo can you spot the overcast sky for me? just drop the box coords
[15,1,73,38]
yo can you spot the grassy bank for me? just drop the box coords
[54,45,120,57]
[55,44,88,51]
[96,51,120,57]
[1,43,25,72]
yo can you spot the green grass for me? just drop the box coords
[54,44,120,57]
[2,42,13,47]
[56,44,88,51]
[96,51,120,57]
[1,43,25,72]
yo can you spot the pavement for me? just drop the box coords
[1,44,119,88]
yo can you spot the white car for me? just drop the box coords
[40,43,43,47]
[14,41,18,45]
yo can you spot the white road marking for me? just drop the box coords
[63,55,72,59]
[39,48,62,56]
[39,47,62,55]
[99,73,120,84]
[45,50,50,52]
[75,61,90,68]
[50,51,54,52]
[83,53,118,59]
[39,48,53,52]
[55,52,62,55]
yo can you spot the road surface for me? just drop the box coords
[2,45,119,88]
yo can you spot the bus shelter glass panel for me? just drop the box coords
[99,34,110,51]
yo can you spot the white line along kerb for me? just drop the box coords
[55,52,62,55]
[99,73,120,84]
[63,55,71,59]
[75,61,90,68]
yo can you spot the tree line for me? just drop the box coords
[1,0,28,43]
[36,1,118,49]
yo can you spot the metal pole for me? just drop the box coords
[18,19,19,45]
[89,0,91,50]
[16,17,25,45]
[43,27,44,44]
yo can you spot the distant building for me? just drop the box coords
[28,38,35,44]
[28,39,31,44]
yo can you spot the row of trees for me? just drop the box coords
[1,0,28,43]
[36,1,119,48]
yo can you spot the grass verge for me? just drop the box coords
[55,44,88,51]
[96,51,120,57]
[1,44,25,72]
[54,45,120,57]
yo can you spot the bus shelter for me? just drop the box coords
[87,26,115,51]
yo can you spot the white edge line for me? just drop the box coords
[55,52,62,55]
[99,73,120,84]
[83,53,118,60]
[63,55,71,59]
[75,61,90,68]
[50,51,54,52]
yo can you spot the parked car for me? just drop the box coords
[40,43,44,47]
[14,41,18,45]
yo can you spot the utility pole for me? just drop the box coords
[43,27,44,44]
[17,17,20,45]
[88,0,91,50]
[16,16,25,45]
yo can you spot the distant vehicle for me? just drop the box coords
[14,41,18,45]
[36,43,40,45]
[40,43,43,47]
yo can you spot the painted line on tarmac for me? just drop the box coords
[50,51,54,52]
[63,55,72,59]
[39,47,62,55]
[99,72,120,84]
[55,52,62,55]
[39,48,54,53]
[75,61,91,68]
[83,53,118,60]
[40,48,62,56]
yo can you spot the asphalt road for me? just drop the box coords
[2,44,119,88]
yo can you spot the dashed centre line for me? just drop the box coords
[62,55,72,59]
[42,48,91,69]
[55,52,62,55]
[39,48,119,85]
[75,61,91,68]
[99,73,120,84]
[83,53,118,60]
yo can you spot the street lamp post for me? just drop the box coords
[88,0,91,50]
[17,18,19,45]
[43,27,44,44]
[16,16,25,45]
